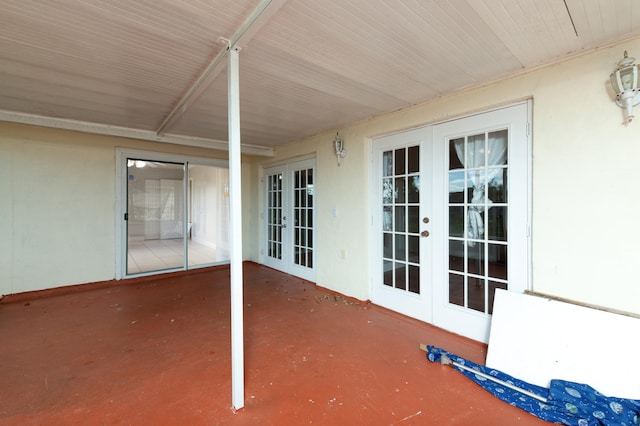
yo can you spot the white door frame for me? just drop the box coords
[263,158,317,282]
[369,127,433,323]
[432,101,531,342]
[263,163,288,274]
[369,100,532,342]
[114,148,228,280]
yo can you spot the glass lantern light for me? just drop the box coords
[610,51,640,124]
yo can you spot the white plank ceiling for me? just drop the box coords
[1,0,639,154]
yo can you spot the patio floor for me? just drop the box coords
[0,262,549,425]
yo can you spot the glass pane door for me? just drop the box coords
[187,164,230,267]
[432,101,530,343]
[371,128,431,323]
[126,160,185,274]
[382,146,421,294]
[264,159,316,282]
[293,167,314,269]
[372,101,530,343]
[266,171,284,263]
[119,150,232,278]
[448,130,508,314]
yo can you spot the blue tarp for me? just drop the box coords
[426,346,640,426]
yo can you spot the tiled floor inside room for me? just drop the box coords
[0,263,549,425]
[127,238,228,274]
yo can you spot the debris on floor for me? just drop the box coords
[313,294,361,306]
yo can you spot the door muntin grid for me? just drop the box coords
[382,145,421,295]
[448,129,508,314]
[267,173,283,260]
[293,168,314,269]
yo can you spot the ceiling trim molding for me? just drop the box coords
[0,110,274,157]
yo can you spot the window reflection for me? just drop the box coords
[380,146,421,296]
[446,129,510,315]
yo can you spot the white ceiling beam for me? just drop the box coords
[232,0,290,48]
[156,0,290,137]
[0,110,274,157]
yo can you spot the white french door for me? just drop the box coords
[371,102,530,342]
[371,128,433,322]
[264,159,316,282]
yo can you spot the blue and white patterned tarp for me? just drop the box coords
[426,346,640,425]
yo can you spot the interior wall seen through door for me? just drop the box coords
[126,161,230,275]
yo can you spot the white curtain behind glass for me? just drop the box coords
[454,132,507,245]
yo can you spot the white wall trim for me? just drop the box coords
[0,109,274,157]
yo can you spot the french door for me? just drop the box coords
[264,159,316,282]
[371,102,530,342]
[371,128,433,322]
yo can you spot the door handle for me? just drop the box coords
[421,230,429,238]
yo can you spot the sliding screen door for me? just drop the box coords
[119,151,230,278]
[127,160,185,274]
[187,164,230,267]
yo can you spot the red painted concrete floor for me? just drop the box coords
[0,263,550,425]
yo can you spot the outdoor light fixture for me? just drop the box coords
[610,50,640,124]
[334,132,346,166]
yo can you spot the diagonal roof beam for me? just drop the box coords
[156,0,290,137]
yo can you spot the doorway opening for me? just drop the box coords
[263,158,316,282]
[116,149,230,278]
[371,101,531,342]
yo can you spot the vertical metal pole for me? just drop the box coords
[183,163,189,270]
[228,46,245,411]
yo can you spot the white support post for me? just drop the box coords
[227,46,245,411]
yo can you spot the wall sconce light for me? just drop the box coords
[334,132,347,166]
[610,50,640,124]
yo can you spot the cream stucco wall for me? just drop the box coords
[254,36,640,315]
[1,125,114,294]
[0,123,239,295]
